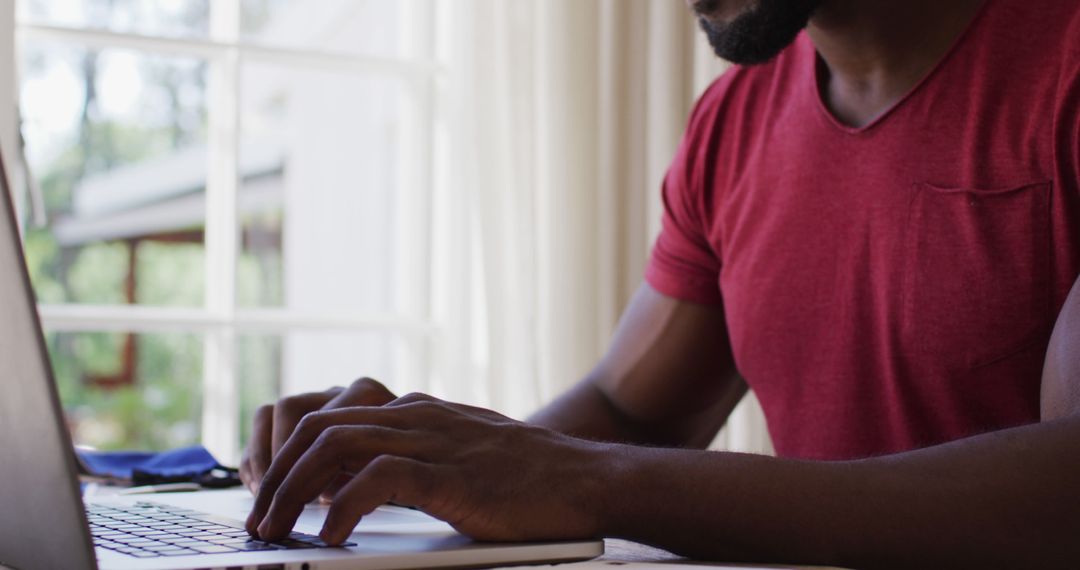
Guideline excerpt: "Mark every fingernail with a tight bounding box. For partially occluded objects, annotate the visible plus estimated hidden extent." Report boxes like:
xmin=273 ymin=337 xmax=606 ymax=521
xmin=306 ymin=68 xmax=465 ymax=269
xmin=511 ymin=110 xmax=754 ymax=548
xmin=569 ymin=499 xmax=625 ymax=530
xmin=257 ymin=520 xmax=270 ymax=538
xmin=319 ymin=525 xmax=336 ymax=544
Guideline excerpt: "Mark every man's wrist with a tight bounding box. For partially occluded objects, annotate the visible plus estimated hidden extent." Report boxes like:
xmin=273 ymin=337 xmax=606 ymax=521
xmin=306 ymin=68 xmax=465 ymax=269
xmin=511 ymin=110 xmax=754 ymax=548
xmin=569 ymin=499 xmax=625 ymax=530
xmin=579 ymin=440 xmax=653 ymax=540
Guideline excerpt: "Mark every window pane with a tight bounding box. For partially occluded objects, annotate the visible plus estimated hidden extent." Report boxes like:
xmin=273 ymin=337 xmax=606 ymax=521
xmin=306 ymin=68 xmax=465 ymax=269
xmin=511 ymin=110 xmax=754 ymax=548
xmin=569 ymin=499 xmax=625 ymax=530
xmin=236 ymin=62 xmax=404 ymax=315
xmin=240 ymin=0 xmax=401 ymax=58
xmin=237 ymin=334 xmax=282 ymax=450
xmin=237 ymin=331 xmax=416 ymax=451
xmin=49 ymin=331 xmax=204 ymax=451
xmin=17 ymin=0 xmax=211 ymax=39
xmin=20 ymin=41 xmax=208 ymax=307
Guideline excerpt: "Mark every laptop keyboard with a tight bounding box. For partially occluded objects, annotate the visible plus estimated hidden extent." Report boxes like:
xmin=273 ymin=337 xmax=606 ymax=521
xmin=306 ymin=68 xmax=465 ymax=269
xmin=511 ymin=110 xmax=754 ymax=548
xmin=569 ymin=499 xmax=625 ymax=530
xmin=87 ymin=502 xmax=354 ymax=559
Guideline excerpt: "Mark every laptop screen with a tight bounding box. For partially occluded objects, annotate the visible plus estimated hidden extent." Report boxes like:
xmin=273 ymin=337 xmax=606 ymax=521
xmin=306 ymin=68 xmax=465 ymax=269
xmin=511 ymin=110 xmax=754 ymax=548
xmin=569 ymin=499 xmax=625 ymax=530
xmin=0 ymin=149 xmax=97 ymax=570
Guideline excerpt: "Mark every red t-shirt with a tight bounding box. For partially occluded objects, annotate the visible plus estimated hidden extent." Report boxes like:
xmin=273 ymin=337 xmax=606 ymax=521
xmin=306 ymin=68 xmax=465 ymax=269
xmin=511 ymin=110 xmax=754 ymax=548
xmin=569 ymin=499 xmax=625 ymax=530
xmin=646 ymin=0 xmax=1080 ymax=460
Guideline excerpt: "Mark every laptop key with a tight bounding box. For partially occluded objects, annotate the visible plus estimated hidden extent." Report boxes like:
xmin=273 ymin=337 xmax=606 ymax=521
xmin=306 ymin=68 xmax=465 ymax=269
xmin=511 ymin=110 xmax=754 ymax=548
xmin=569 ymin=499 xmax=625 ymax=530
xmin=157 ymin=534 xmax=187 ymax=541
xmin=161 ymin=549 xmax=199 ymax=557
xmin=205 ymin=526 xmax=235 ymax=533
xmin=95 ymin=531 xmax=125 ymax=538
xmin=205 ymin=536 xmax=238 ymax=544
xmin=145 ymin=544 xmax=195 ymax=553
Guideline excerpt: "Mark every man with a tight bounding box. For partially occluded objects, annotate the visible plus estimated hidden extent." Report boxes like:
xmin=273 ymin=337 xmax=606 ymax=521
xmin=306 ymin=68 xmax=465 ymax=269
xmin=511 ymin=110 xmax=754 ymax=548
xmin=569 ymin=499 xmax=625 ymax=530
xmin=239 ymin=0 xmax=1080 ymax=567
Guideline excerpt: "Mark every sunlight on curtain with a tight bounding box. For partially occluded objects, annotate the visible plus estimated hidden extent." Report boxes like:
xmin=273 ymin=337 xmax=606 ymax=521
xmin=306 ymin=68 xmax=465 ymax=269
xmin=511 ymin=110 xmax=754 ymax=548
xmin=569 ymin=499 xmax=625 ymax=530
xmin=435 ymin=0 xmax=773 ymax=455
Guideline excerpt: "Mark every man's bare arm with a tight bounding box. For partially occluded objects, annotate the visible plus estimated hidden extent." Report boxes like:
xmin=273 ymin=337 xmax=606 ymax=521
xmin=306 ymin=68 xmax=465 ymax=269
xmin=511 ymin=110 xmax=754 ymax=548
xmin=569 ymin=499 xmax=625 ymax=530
xmin=601 ymin=277 xmax=1080 ymax=568
xmin=602 ymin=417 xmax=1080 ymax=569
xmin=250 ymin=278 xmax=1080 ymax=568
xmin=529 ymin=283 xmax=746 ymax=448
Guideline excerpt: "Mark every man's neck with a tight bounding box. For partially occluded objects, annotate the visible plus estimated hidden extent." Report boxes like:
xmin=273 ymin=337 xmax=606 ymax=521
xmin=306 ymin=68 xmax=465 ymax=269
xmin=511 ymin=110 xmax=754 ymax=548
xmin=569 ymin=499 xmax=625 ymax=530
xmin=807 ymin=0 xmax=986 ymax=128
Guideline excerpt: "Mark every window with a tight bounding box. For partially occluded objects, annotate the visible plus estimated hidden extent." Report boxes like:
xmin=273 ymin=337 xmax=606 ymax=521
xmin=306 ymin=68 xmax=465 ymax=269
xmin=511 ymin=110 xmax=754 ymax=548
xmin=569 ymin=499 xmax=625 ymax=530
xmin=11 ymin=0 xmax=442 ymax=462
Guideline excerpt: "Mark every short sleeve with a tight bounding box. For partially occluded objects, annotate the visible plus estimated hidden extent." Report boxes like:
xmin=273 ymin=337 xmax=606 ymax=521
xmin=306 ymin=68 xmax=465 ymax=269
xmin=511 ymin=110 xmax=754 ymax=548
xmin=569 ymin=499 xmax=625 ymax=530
xmin=645 ymin=81 xmax=726 ymax=305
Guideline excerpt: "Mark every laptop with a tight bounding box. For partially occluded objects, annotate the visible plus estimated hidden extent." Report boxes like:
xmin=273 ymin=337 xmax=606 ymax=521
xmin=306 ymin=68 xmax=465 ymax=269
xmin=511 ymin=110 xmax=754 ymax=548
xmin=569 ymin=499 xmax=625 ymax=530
xmin=0 ymin=151 xmax=604 ymax=570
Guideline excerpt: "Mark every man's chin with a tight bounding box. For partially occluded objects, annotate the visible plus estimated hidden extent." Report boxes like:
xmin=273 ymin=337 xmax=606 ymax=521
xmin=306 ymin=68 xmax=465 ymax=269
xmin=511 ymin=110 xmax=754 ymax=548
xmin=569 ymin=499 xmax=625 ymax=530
xmin=699 ymin=22 xmax=794 ymax=65
xmin=697 ymin=0 xmax=821 ymax=66
xmin=690 ymin=0 xmax=747 ymax=26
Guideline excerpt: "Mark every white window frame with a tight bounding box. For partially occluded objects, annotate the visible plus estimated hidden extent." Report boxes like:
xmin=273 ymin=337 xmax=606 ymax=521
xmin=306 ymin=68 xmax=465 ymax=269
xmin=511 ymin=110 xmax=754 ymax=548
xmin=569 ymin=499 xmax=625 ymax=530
xmin=4 ymin=0 xmax=443 ymax=463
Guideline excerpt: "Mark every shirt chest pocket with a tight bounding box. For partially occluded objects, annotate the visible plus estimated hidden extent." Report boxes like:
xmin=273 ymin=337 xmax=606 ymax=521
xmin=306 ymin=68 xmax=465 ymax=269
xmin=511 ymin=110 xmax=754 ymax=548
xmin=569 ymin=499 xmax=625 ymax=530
xmin=901 ymin=181 xmax=1052 ymax=370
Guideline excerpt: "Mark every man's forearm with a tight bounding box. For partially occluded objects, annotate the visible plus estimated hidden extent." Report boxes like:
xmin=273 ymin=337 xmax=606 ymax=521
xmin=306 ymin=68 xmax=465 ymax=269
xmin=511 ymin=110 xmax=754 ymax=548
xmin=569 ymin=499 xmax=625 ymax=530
xmin=528 ymin=380 xmax=657 ymax=444
xmin=597 ymin=416 xmax=1080 ymax=569
xmin=530 ymin=376 xmax=747 ymax=448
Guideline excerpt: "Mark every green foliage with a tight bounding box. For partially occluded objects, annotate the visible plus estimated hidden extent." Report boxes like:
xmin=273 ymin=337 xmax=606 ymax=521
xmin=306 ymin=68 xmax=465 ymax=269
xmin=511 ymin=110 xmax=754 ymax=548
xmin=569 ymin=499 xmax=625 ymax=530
xmin=136 ymin=241 xmax=205 ymax=306
xmin=24 ymin=230 xmax=66 ymax=303
xmin=28 ymin=121 xmax=211 ymax=450
xmin=68 ymin=241 xmax=129 ymax=304
xmin=55 ymin=332 xmax=204 ymax=451
xmin=237 ymin=335 xmax=283 ymax=447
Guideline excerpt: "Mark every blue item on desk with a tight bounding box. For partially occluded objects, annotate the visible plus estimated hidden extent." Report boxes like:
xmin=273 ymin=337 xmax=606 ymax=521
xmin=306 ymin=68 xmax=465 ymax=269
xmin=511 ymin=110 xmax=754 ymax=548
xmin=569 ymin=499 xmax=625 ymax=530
xmin=77 ymin=445 xmax=241 ymax=488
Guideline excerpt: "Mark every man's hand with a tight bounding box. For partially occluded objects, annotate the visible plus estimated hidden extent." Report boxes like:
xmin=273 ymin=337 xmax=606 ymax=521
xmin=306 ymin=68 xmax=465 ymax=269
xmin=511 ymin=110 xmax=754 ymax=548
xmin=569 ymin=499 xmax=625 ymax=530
xmin=238 ymin=378 xmax=397 ymax=496
xmin=245 ymin=393 xmax=613 ymax=546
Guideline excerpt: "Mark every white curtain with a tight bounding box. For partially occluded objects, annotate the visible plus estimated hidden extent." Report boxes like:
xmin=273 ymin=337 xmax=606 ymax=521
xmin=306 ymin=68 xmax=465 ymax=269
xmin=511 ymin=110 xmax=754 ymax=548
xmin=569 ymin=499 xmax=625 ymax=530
xmin=431 ymin=0 xmax=773 ymax=455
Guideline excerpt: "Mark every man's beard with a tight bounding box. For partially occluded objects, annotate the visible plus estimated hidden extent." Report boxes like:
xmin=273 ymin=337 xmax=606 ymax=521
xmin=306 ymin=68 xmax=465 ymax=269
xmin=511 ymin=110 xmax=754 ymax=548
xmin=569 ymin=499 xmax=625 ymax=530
xmin=698 ymin=0 xmax=822 ymax=66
